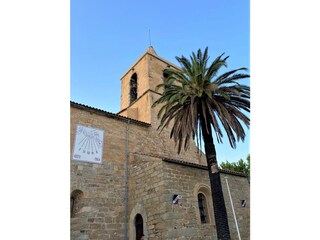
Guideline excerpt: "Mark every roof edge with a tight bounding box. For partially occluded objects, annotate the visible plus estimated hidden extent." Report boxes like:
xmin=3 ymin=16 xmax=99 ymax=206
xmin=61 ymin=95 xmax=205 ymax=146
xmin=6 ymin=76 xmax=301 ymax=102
xmin=120 ymin=49 xmax=181 ymax=80
xmin=70 ymin=101 xmax=151 ymax=127
xmin=162 ymin=158 xmax=248 ymax=177
xmin=118 ymin=89 xmax=161 ymax=115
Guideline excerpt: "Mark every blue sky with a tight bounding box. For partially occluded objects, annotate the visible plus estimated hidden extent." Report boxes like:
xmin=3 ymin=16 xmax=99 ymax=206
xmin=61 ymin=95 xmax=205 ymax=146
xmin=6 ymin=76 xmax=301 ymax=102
xmin=71 ymin=0 xmax=250 ymax=164
xmin=2 ymin=1 xmax=320 ymax=239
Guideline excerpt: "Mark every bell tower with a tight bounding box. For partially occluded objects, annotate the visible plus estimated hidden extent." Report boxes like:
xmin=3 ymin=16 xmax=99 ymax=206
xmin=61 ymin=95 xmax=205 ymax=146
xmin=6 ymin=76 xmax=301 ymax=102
xmin=118 ymin=46 xmax=180 ymax=125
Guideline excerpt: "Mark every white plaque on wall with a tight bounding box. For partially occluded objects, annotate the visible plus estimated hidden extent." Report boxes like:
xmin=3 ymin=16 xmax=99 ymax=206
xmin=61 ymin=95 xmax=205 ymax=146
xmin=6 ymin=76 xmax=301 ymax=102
xmin=72 ymin=125 xmax=104 ymax=163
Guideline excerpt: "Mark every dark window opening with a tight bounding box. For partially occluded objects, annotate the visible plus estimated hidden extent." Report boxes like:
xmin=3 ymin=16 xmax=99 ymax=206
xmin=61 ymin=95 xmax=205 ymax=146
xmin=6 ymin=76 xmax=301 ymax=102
xmin=130 ymin=73 xmax=138 ymax=103
xmin=135 ymin=214 xmax=144 ymax=240
xmin=71 ymin=189 xmax=83 ymax=218
xmin=163 ymin=70 xmax=169 ymax=92
xmin=198 ymin=193 xmax=207 ymax=224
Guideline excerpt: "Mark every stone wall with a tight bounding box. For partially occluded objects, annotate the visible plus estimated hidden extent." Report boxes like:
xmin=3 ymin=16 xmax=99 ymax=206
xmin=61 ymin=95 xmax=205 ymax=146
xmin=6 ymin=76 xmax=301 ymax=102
xmin=119 ymin=92 xmax=152 ymax=123
xmin=161 ymin=161 xmax=250 ymax=240
xmin=128 ymin=154 xmax=166 ymax=239
xmin=71 ymin=106 xmax=130 ymax=240
xmin=70 ymin=103 xmax=250 ymax=240
xmin=127 ymin=154 xmax=250 ymax=240
xmin=120 ymin=54 xmax=150 ymax=111
xmin=161 ymin=160 xmax=216 ymax=240
xmin=71 ymin=46 xmax=249 ymax=240
xmin=220 ymin=172 xmax=250 ymax=240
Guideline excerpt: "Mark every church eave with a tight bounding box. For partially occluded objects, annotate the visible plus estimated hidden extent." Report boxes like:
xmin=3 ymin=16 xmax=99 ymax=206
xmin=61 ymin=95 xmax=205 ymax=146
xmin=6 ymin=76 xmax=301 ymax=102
xmin=70 ymin=101 xmax=151 ymax=127
xmin=162 ymin=158 xmax=248 ymax=177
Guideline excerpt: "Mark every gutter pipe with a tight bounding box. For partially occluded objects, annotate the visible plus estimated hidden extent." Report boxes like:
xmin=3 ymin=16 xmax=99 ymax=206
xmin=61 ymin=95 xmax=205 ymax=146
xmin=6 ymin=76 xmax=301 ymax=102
xmin=124 ymin=120 xmax=130 ymax=239
xmin=225 ymin=177 xmax=242 ymax=240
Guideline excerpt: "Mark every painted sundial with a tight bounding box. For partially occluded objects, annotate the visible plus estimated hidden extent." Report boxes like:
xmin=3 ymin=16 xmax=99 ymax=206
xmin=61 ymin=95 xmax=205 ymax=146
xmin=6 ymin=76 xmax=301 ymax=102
xmin=72 ymin=125 xmax=104 ymax=163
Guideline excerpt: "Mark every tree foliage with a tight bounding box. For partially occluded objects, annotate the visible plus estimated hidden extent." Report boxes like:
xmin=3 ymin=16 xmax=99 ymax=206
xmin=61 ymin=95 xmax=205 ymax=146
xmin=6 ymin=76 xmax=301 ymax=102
xmin=153 ymin=47 xmax=250 ymax=154
xmin=220 ymin=154 xmax=250 ymax=177
xmin=152 ymin=47 xmax=250 ymax=239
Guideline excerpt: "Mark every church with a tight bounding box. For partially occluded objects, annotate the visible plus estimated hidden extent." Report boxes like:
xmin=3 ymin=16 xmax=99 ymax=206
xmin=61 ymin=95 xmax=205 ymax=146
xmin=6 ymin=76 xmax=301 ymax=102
xmin=70 ymin=46 xmax=250 ymax=240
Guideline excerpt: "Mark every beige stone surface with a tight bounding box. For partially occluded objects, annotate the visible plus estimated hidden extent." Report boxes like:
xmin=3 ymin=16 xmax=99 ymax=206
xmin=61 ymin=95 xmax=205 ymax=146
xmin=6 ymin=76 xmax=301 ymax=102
xmin=71 ymin=47 xmax=250 ymax=240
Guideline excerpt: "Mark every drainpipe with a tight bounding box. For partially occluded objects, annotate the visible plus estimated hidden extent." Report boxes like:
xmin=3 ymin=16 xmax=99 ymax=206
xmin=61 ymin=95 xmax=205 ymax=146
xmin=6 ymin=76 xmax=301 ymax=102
xmin=124 ymin=120 xmax=130 ymax=240
xmin=225 ymin=177 xmax=241 ymax=240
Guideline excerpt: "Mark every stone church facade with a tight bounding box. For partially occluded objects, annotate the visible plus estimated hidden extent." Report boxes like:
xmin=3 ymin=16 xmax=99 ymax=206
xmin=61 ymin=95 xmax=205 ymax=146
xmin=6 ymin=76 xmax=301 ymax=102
xmin=70 ymin=47 xmax=250 ymax=240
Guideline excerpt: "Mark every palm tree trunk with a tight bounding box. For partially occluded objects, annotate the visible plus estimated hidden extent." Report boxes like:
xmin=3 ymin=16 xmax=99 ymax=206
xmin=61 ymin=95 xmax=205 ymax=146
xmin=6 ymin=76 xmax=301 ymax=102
xmin=200 ymin=116 xmax=231 ymax=240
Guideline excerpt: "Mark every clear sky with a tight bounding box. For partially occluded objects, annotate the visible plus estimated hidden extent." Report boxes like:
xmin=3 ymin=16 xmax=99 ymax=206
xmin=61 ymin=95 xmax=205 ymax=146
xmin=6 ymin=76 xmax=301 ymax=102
xmin=71 ymin=0 xmax=250 ymax=164
xmin=2 ymin=1 xmax=320 ymax=239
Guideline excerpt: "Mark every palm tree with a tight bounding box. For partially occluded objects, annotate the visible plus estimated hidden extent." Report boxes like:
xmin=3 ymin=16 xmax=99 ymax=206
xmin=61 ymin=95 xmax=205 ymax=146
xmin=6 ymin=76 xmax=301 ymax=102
xmin=152 ymin=47 xmax=250 ymax=240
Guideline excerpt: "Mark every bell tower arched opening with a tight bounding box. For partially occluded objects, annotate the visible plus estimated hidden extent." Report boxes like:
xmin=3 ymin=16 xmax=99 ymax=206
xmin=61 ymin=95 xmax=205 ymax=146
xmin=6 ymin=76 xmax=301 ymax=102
xmin=130 ymin=73 xmax=138 ymax=103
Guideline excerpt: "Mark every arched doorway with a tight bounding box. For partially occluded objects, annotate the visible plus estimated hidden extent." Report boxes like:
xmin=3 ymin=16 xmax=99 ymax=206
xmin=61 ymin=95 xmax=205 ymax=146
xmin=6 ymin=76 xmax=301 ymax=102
xmin=135 ymin=214 xmax=143 ymax=240
xmin=129 ymin=203 xmax=148 ymax=240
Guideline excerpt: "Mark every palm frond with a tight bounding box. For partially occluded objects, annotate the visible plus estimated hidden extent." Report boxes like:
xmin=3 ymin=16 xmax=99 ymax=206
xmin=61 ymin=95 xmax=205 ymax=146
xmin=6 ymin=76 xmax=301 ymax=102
xmin=152 ymin=47 xmax=250 ymax=153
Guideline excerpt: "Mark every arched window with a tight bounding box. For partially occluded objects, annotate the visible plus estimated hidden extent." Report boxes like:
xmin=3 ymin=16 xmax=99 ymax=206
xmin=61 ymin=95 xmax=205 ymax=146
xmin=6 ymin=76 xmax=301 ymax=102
xmin=135 ymin=214 xmax=144 ymax=240
xmin=162 ymin=70 xmax=169 ymax=92
xmin=194 ymin=184 xmax=213 ymax=224
xmin=71 ymin=189 xmax=83 ymax=218
xmin=130 ymin=73 xmax=138 ymax=103
xmin=198 ymin=193 xmax=209 ymax=224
